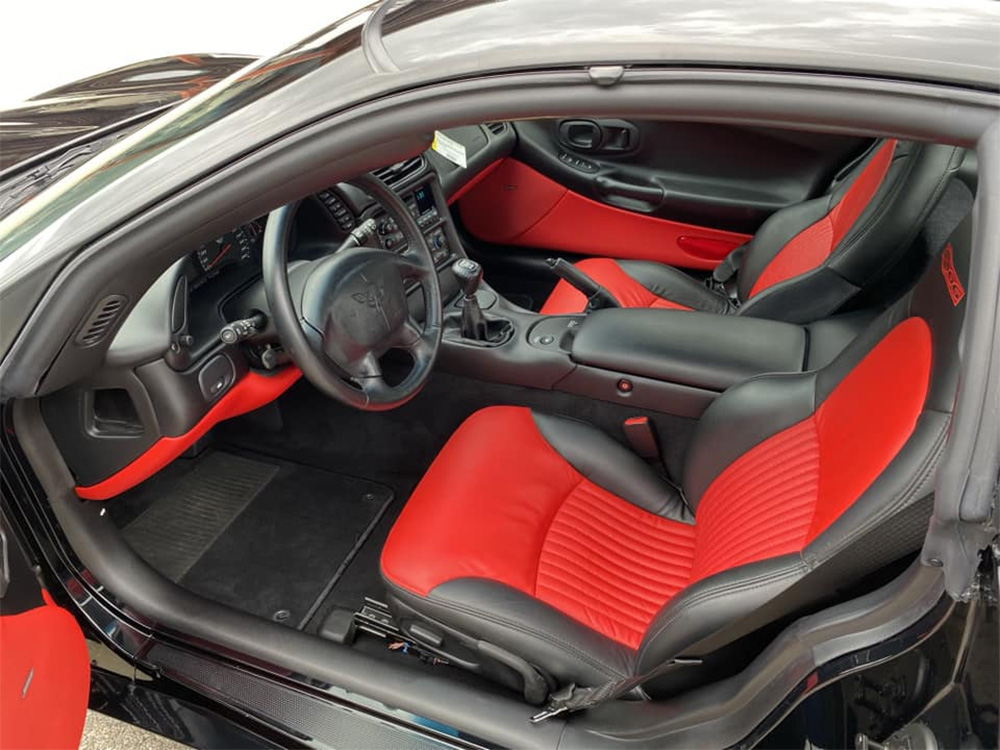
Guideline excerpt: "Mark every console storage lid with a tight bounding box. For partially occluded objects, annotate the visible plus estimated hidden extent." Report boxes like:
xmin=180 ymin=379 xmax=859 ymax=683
xmin=570 ymin=308 xmax=807 ymax=392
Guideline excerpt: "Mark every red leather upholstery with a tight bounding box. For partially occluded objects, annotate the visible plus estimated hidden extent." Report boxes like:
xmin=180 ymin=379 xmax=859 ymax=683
xmin=459 ymin=159 xmax=749 ymax=269
xmin=382 ymin=318 xmax=932 ymax=651
xmin=540 ymin=258 xmax=693 ymax=315
xmin=381 ymin=407 xmax=697 ymax=648
xmin=0 ymin=593 xmax=90 ymax=750
xmin=535 ymin=484 xmax=695 ymax=648
xmin=748 ymin=140 xmax=897 ymax=297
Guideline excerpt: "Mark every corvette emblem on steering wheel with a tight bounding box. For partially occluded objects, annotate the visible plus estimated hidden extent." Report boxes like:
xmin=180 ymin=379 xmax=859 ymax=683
xmin=352 ymin=278 xmax=387 ymax=308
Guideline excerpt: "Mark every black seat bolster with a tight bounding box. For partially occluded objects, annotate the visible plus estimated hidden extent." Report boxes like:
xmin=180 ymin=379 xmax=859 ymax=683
xmin=386 ymin=578 xmax=637 ymax=687
xmin=531 ymin=411 xmax=690 ymax=521
xmin=805 ymin=309 xmax=880 ymax=370
xmin=634 ymin=556 xmax=805 ymax=681
xmin=737 ymin=266 xmax=861 ymax=324
xmin=615 ymin=261 xmax=734 ymax=314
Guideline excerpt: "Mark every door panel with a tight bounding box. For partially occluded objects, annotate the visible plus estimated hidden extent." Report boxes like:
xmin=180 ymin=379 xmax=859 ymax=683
xmin=516 ymin=120 xmax=874 ymax=233
xmin=458 ymin=119 xmax=873 ymax=271
xmin=0 ymin=515 xmax=90 ymax=750
xmin=459 ymin=159 xmax=750 ymax=269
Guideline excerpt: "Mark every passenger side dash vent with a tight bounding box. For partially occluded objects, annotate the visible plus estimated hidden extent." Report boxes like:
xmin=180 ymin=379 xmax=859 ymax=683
xmin=75 ymin=294 xmax=128 ymax=348
xmin=372 ymin=156 xmax=426 ymax=188
xmin=485 ymin=121 xmax=508 ymax=136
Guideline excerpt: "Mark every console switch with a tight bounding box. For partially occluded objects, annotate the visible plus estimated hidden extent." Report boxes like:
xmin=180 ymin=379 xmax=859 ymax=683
xmin=220 ymin=313 xmax=266 ymax=344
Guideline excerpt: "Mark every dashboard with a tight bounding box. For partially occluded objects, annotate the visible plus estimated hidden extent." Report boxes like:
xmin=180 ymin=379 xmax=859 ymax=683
xmin=187 ymin=163 xmax=453 ymax=295
xmin=179 ymin=163 xmax=462 ymax=377
xmin=41 ymin=121 xmax=518 ymax=496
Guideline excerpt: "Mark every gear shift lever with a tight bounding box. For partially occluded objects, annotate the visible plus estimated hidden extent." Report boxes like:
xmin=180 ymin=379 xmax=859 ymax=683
xmin=452 ymin=259 xmax=489 ymax=341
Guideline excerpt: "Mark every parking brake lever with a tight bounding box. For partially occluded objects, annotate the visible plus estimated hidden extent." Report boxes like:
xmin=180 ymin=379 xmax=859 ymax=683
xmin=546 ymin=258 xmax=619 ymax=311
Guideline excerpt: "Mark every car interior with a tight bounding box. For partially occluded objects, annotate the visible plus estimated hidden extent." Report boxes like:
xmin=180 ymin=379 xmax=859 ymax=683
xmin=21 ymin=116 xmax=983 ymax=741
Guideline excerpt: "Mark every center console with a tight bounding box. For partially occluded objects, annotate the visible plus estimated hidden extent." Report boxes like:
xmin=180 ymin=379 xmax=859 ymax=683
xmin=438 ymin=290 xmax=834 ymax=418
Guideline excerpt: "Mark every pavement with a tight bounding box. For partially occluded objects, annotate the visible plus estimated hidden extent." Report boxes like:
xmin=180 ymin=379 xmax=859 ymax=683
xmin=80 ymin=711 xmax=189 ymax=750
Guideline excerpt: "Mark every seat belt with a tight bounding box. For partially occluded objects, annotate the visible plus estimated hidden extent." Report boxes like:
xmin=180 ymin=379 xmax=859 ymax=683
xmin=530 ymin=657 xmax=702 ymax=722
xmin=530 ymin=567 xmax=828 ymax=723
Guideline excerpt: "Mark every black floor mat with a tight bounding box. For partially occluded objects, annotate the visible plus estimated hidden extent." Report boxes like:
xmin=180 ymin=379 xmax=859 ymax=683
xmin=123 ymin=452 xmax=278 ymax=581
xmin=121 ymin=450 xmax=393 ymax=628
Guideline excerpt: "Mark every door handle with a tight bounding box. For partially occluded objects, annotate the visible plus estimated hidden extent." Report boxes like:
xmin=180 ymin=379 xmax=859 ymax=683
xmin=595 ymin=176 xmax=664 ymax=203
xmin=556 ymin=119 xmax=639 ymax=154
xmin=558 ymin=120 xmax=602 ymax=151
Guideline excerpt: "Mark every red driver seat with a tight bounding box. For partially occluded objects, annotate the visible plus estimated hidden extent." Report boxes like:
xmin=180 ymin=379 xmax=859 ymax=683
xmin=381 ymin=185 xmax=972 ymax=703
xmin=541 ymin=140 xmax=964 ymax=323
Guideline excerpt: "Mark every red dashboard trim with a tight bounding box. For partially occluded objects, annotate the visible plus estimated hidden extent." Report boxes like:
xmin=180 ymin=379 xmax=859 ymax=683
xmin=447 ymin=158 xmax=503 ymax=205
xmin=75 ymin=367 xmax=301 ymax=500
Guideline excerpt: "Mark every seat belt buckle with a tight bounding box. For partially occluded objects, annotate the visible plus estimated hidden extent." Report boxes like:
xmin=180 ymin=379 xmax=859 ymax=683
xmin=623 ymin=416 xmax=660 ymax=461
xmin=530 ymin=705 xmax=569 ymax=723
xmin=529 ymin=684 xmax=579 ymax=724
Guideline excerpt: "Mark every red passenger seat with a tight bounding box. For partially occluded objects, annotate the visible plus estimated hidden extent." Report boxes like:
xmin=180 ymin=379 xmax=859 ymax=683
xmin=541 ymin=140 xmax=963 ymax=323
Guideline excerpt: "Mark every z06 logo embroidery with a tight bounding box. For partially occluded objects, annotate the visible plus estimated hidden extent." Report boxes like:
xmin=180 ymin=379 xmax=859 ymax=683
xmin=940 ymin=244 xmax=965 ymax=306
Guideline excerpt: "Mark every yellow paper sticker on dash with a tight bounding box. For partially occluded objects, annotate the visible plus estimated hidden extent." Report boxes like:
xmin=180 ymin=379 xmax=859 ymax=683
xmin=432 ymin=130 xmax=467 ymax=169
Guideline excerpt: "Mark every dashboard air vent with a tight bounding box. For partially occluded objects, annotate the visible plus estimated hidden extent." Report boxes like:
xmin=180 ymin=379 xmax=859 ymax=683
xmin=485 ymin=121 xmax=508 ymax=136
xmin=75 ymin=294 xmax=128 ymax=348
xmin=372 ymin=156 xmax=425 ymax=188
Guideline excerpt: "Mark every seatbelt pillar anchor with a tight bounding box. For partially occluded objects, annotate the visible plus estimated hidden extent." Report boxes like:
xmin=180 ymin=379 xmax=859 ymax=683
xmin=529 ymin=658 xmax=702 ymax=724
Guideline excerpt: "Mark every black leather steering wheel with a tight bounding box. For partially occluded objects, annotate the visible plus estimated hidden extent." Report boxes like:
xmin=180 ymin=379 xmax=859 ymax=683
xmin=262 ymin=173 xmax=442 ymax=411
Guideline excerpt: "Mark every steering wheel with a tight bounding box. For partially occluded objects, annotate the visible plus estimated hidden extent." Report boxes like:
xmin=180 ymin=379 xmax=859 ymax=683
xmin=262 ymin=173 xmax=442 ymax=411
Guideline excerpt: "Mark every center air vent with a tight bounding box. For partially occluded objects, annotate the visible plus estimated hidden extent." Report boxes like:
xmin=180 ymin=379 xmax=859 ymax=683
xmin=372 ymin=156 xmax=426 ymax=188
xmin=485 ymin=121 xmax=508 ymax=136
xmin=75 ymin=294 xmax=128 ymax=348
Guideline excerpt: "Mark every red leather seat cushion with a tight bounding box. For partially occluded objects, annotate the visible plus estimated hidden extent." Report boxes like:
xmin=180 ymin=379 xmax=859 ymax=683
xmin=381 ymin=406 xmax=696 ymax=649
xmin=382 ymin=319 xmax=931 ymax=651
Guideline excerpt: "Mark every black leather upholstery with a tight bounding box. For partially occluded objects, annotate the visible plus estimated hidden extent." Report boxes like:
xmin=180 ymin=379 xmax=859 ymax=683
xmin=388 ymin=578 xmax=637 ymax=686
xmin=615 ymin=261 xmax=734 ymax=314
xmin=569 ymin=308 xmax=807 ymax=392
xmin=682 ymin=373 xmax=817 ymax=507
xmin=532 ymin=411 xmax=690 ymax=520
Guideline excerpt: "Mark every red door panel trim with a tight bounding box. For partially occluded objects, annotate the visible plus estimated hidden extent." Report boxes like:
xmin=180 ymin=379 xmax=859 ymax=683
xmin=458 ymin=159 xmax=750 ymax=270
xmin=75 ymin=367 xmax=301 ymax=500
xmin=676 ymin=235 xmax=743 ymax=261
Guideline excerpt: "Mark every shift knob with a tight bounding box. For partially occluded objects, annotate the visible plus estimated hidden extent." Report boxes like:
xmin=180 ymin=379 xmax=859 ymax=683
xmin=452 ymin=258 xmax=483 ymax=298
